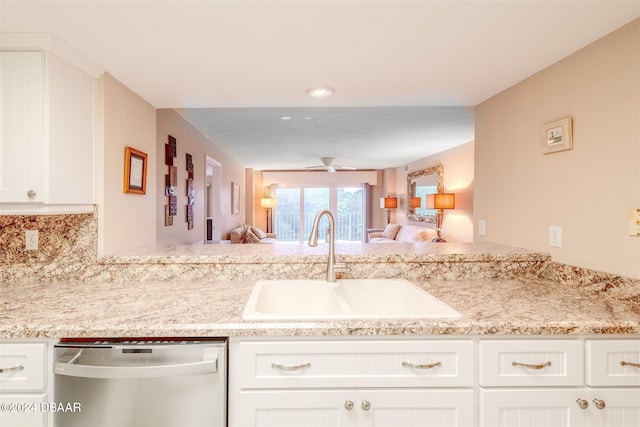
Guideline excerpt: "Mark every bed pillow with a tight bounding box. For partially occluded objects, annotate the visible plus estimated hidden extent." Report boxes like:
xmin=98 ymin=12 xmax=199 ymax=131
xmin=381 ymin=223 xmax=402 ymax=239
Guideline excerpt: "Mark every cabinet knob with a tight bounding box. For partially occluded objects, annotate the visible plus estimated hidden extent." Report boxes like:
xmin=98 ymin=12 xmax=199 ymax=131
xmin=27 ymin=190 xmax=37 ymax=198
xmin=576 ymin=399 xmax=589 ymax=409
xmin=361 ymin=400 xmax=371 ymax=411
xmin=593 ymin=399 xmax=606 ymax=410
xmin=344 ymin=400 xmax=354 ymax=411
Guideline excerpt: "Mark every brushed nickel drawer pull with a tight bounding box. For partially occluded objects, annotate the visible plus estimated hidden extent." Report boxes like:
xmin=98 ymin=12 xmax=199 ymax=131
xmin=620 ymin=361 xmax=640 ymax=368
xmin=0 ymin=365 xmax=24 ymax=373
xmin=402 ymin=361 xmax=441 ymax=369
xmin=271 ymin=362 xmax=311 ymax=371
xmin=512 ymin=361 xmax=552 ymax=370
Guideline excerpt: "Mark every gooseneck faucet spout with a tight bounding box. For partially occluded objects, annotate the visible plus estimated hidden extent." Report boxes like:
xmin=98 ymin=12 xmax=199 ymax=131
xmin=308 ymin=210 xmax=347 ymax=282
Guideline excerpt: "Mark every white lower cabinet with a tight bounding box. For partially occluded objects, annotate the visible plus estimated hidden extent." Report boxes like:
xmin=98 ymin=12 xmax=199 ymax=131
xmin=0 ymin=341 xmax=52 ymax=427
xmin=480 ymin=388 xmax=640 ymax=426
xmin=0 ymin=393 xmax=49 ymax=427
xmin=238 ymin=389 xmax=474 ymax=427
xmin=479 ymin=339 xmax=640 ymax=427
xmin=481 ymin=388 xmax=588 ymax=426
xmin=229 ymin=338 xmax=475 ymax=427
xmin=586 ymin=389 xmax=640 ymax=427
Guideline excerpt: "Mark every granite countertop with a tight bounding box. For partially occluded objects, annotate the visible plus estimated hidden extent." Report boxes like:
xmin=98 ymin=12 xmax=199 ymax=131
xmin=100 ymin=241 xmax=549 ymax=264
xmin=2 ymin=276 xmax=639 ymax=339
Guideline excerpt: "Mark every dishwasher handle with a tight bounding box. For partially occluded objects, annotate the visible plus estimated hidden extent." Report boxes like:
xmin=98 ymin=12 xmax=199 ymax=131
xmin=54 ymin=355 xmax=218 ymax=379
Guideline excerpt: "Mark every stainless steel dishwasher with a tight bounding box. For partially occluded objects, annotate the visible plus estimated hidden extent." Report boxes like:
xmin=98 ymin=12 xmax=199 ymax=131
xmin=53 ymin=338 xmax=227 ymax=427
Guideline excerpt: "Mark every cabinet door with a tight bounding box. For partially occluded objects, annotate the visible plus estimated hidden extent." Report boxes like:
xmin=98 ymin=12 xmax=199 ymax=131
xmin=0 ymin=52 xmax=45 ymax=203
xmin=359 ymin=389 xmax=474 ymax=427
xmin=587 ymin=389 xmax=640 ymax=427
xmin=0 ymin=393 xmax=48 ymax=427
xmin=480 ymin=389 xmax=587 ymax=427
xmin=232 ymin=390 xmax=354 ymax=427
xmin=47 ymin=52 xmax=95 ymax=205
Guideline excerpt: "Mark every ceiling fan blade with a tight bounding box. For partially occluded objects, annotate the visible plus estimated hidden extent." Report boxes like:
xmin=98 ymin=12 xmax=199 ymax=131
xmin=334 ymin=165 xmax=356 ymax=171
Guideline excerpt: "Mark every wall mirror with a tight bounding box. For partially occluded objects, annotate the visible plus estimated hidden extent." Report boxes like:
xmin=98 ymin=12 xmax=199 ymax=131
xmin=406 ymin=164 xmax=443 ymax=223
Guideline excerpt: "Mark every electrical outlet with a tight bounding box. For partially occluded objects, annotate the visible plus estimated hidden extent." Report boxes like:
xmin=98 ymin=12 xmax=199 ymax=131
xmin=25 ymin=230 xmax=38 ymax=250
xmin=549 ymin=226 xmax=562 ymax=248
xmin=478 ymin=219 xmax=486 ymax=236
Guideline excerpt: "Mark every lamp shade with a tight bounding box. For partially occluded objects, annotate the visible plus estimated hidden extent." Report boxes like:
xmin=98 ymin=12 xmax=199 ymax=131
xmin=433 ymin=193 xmax=455 ymax=210
xmin=260 ymin=197 xmax=278 ymax=208
xmin=410 ymin=197 xmax=422 ymax=208
xmin=380 ymin=197 xmax=398 ymax=209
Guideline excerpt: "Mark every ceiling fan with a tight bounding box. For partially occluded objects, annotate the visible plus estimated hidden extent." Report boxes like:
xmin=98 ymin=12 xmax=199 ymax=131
xmin=304 ymin=157 xmax=356 ymax=173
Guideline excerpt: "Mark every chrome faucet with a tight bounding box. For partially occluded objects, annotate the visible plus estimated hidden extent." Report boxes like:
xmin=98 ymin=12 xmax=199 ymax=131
xmin=308 ymin=210 xmax=347 ymax=282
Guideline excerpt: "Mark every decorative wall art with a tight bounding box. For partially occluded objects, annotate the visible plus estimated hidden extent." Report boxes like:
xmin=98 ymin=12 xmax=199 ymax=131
xmin=186 ymin=153 xmax=195 ymax=230
xmin=232 ymin=182 xmax=240 ymax=214
xmin=541 ymin=117 xmax=573 ymax=154
xmin=164 ymin=135 xmax=177 ymax=226
xmin=123 ymin=146 xmax=147 ymax=194
xmin=164 ymin=136 xmax=197 ymax=229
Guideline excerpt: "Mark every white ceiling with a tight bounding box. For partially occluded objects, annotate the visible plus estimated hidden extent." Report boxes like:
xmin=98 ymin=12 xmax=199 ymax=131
xmin=2 ymin=1 xmax=638 ymax=170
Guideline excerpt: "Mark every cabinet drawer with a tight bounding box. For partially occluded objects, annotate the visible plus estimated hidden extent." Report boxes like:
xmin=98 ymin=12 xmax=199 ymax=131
xmin=0 ymin=344 xmax=47 ymax=392
xmin=586 ymin=339 xmax=640 ymax=386
xmin=239 ymin=340 xmax=474 ymax=389
xmin=480 ymin=340 xmax=583 ymax=387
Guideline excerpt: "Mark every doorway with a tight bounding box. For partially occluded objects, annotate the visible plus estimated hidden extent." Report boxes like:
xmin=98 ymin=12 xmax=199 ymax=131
xmin=205 ymin=155 xmax=222 ymax=242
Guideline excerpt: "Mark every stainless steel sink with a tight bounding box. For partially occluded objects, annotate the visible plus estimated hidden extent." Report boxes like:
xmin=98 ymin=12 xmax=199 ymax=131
xmin=242 ymin=278 xmax=461 ymax=320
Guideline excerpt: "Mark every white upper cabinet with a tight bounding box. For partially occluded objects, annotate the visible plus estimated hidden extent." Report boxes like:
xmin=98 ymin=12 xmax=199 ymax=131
xmin=0 ymin=48 xmax=96 ymax=212
xmin=0 ymin=52 xmax=46 ymax=204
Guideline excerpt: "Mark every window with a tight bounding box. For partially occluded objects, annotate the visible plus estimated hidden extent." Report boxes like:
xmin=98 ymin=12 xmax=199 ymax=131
xmin=273 ymin=187 xmax=300 ymax=242
xmin=336 ymin=187 xmax=363 ymax=242
xmin=274 ymin=185 xmax=364 ymax=243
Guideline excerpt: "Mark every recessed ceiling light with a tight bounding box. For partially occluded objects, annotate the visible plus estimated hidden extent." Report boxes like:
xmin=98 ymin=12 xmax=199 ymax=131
xmin=280 ymin=116 xmax=292 ymax=120
xmin=306 ymin=86 xmax=334 ymax=98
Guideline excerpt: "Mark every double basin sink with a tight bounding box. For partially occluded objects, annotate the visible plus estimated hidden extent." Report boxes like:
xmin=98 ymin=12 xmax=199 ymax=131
xmin=243 ymin=278 xmax=461 ymax=320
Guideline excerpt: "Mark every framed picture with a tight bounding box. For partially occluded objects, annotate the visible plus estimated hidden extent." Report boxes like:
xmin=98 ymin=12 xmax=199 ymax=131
xmin=124 ymin=146 xmax=147 ymax=194
xmin=232 ymin=182 xmax=240 ymax=214
xmin=541 ymin=117 xmax=573 ymax=154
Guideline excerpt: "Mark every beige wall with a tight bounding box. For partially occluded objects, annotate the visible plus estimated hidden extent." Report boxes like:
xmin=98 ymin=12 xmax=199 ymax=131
xmin=98 ymin=73 xmax=157 ymax=255
xmin=390 ymin=141 xmax=475 ymax=242
xmin=475 ymin=19 xmax=639 ymax=279
xmin=156 ymin=109 xmax=246 ymax=243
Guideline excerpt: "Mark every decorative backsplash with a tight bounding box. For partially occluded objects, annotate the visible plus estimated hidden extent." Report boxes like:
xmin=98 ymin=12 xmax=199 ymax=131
xmin=0 ymin=208 xmax=98 ymax=265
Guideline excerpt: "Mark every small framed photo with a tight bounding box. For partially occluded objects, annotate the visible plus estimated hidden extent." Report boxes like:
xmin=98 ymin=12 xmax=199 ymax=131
xmin=541 ymin=117 xmax=573 ymax=154
xmin=232 ymin=182 xmax=240 ymax=214
xmin=124 ymin=146 xmax=147 ymax=194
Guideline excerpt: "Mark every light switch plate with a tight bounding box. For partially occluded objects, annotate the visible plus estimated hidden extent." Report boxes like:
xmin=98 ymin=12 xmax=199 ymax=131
xmin=549 ymin=226 xmax=562 ymax=247
xmin=629 ymin=209 xmax=640 ymax=236
xmin=478 ymin=219 xmax=486 ymax=236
